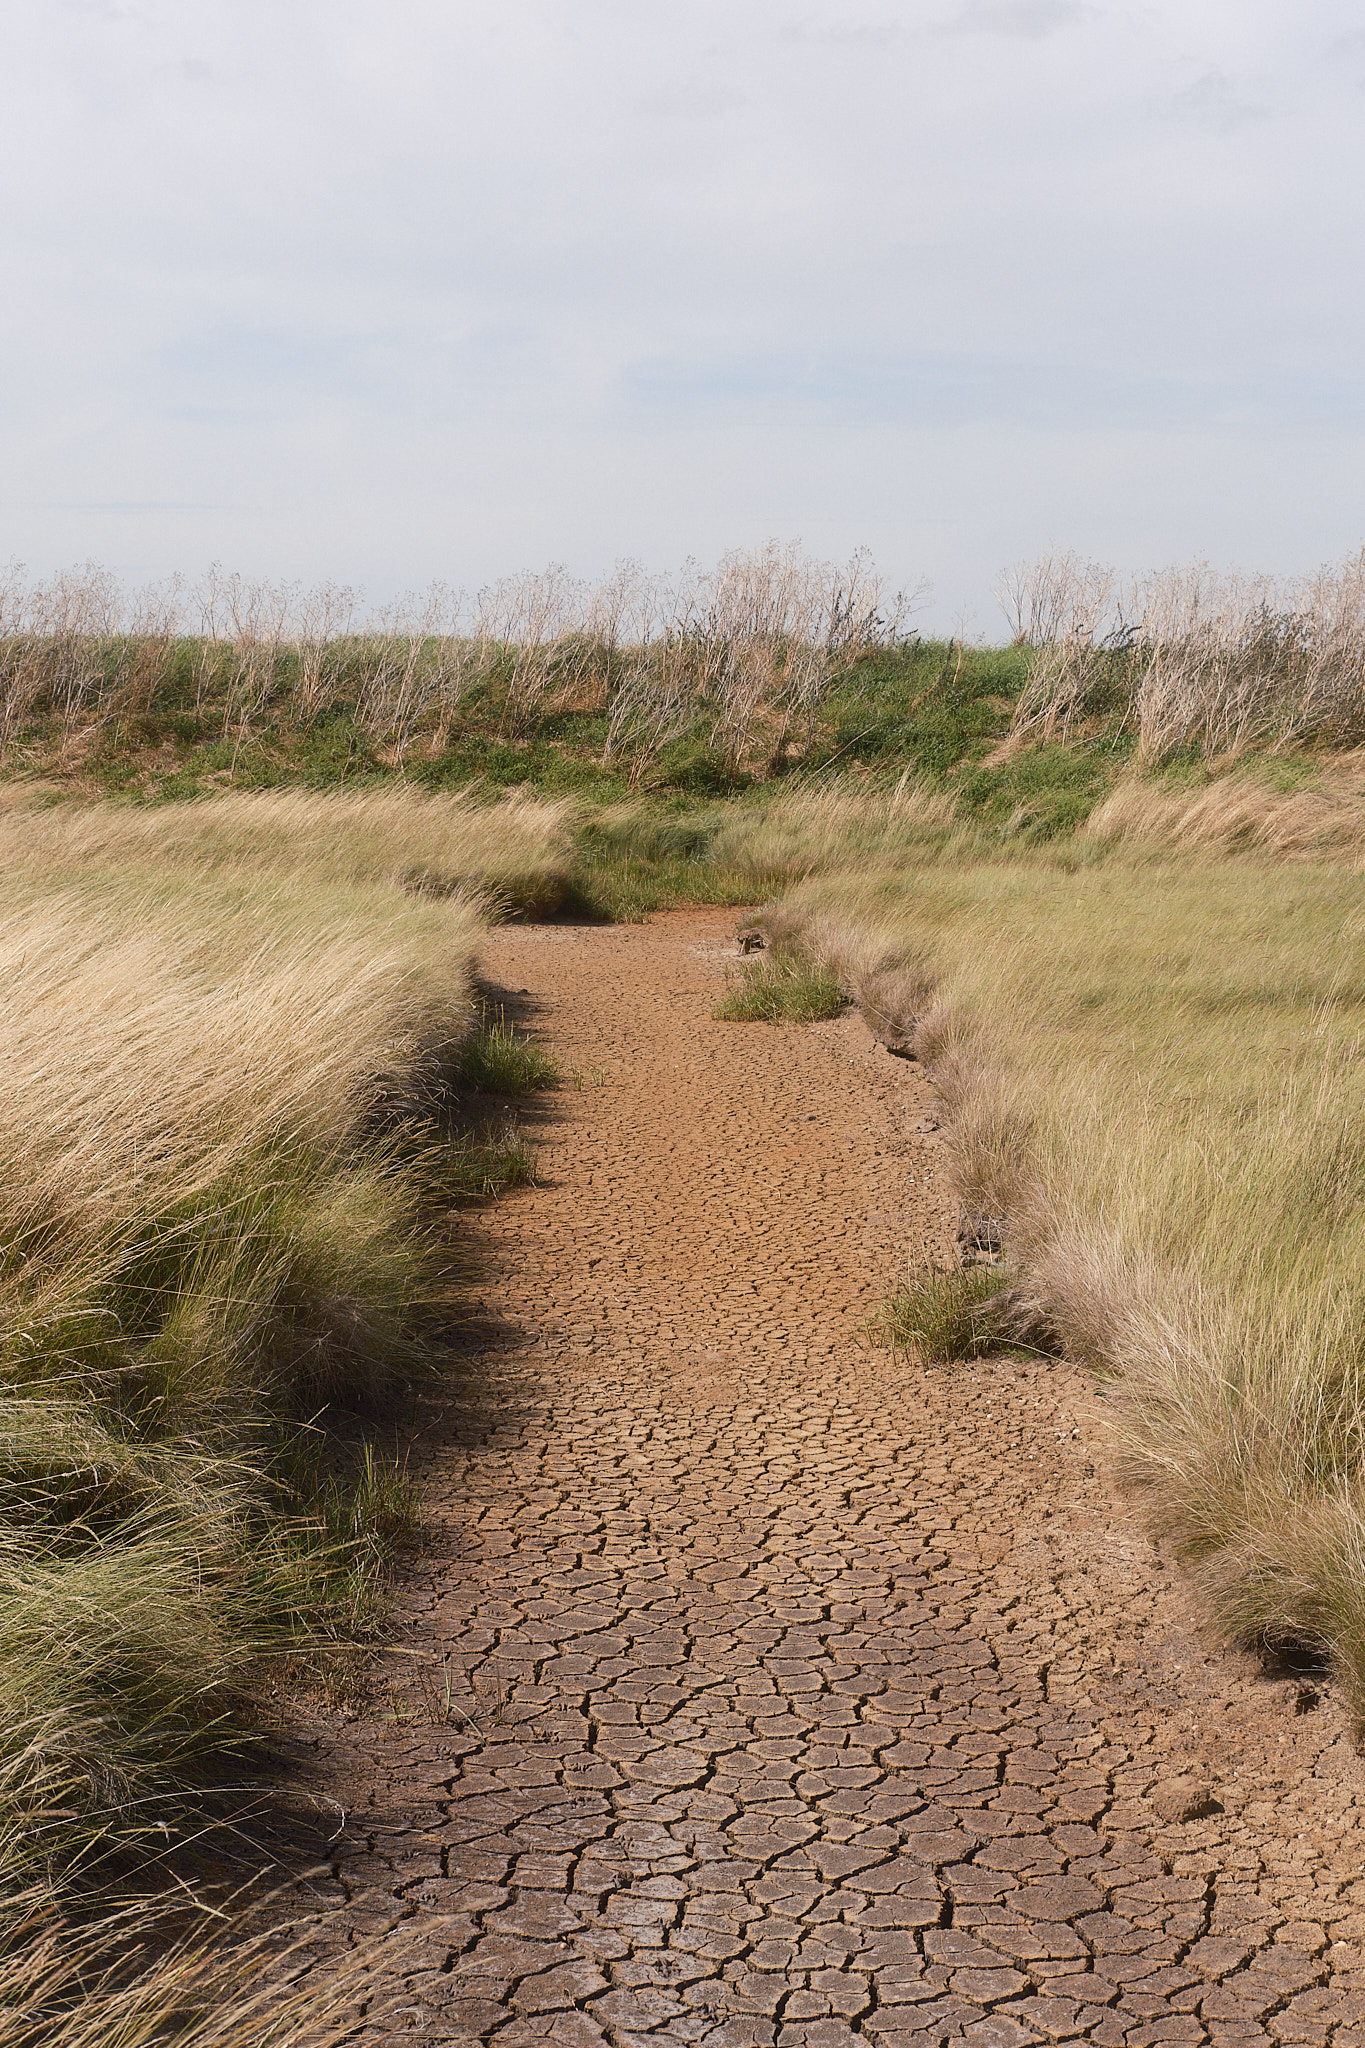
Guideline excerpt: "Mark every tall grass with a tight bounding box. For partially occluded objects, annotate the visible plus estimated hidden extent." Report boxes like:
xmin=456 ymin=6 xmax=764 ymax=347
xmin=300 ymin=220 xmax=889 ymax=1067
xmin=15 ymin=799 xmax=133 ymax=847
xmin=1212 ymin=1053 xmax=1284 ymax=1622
xmin=1083 ymin=768 xmax=1365 ymax=859
xmin=0 ymin=783 xmax=577 ymax=918
xmin=701 ymin=790 xmax=1365 ymax=1721
xmin=0 ymin=788 xmax=566 ymax=2029
xmin=2 ymin=1897 xmax=394 ymax=2047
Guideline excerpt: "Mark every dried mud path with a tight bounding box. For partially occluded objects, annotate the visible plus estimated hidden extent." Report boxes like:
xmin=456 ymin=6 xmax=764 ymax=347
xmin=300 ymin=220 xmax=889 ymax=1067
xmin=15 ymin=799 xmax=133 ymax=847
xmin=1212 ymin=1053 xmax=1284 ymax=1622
xmin=299 ymin=911 xmax=1365 ymax=2047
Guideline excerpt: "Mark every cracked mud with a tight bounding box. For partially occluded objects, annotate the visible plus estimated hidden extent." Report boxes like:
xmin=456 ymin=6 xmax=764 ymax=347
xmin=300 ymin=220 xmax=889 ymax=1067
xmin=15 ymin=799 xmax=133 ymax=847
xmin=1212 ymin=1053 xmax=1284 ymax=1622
xmin=291 ymin=911 xmax=1365 ymax=2045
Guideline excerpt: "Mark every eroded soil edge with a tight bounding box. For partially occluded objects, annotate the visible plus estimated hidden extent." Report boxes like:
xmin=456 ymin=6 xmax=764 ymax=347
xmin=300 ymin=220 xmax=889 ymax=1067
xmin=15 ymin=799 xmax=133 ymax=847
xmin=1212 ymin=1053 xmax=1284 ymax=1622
xmin=289 ymin=911 xmax=1365 ymax=2046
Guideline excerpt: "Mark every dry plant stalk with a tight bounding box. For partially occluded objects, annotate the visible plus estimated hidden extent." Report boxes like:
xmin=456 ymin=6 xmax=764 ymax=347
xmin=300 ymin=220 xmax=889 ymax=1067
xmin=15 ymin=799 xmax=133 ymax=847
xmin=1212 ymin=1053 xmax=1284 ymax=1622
xmin=0 ymin=1890 xmax=409 ymax=2047
xmin=1001 ymin=546 xmax=1365 ymax=760
xmin=0 ymin=547 xmax=923 ymax=777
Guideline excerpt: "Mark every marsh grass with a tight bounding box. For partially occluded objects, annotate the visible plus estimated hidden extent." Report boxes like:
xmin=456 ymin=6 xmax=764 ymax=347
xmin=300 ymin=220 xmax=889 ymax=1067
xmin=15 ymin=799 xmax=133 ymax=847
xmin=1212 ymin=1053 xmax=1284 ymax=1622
xmin=0 ymin=786 xmax=567 ymax=2032
xmin=0 ymin=783 xmax=577 ymax=919
xmin=711 ymin=807 xmax=1365 ymax=1721
xmin=1083 ymin=766 xmax=1365 ymax=859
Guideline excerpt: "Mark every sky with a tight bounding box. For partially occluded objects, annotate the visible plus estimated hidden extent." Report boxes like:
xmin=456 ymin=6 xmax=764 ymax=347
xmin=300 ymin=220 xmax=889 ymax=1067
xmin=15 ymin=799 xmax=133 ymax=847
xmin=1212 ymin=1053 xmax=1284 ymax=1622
xmin=3 ymin=0 xmax=1364 ymax=631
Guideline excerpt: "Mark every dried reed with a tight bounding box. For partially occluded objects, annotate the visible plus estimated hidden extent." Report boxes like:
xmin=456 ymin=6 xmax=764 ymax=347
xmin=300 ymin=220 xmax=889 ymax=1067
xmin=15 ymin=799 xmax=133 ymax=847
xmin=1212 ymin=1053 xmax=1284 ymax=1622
xmin=1003 ymin=547 xmax=1365 ymax=761
xmin=0 ymin=546 xmax=922 ymax=777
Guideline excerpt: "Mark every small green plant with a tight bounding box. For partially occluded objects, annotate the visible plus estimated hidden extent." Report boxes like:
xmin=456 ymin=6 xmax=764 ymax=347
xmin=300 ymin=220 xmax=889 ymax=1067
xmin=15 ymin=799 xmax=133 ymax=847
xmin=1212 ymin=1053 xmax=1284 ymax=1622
xmin=876 ymin=1262 xmax=1015 ymax=1363
xmin=443 ymin=1123 xmax=539 ymax=1201
xmin=455 ymin=1009 xmax=558 ymax=1093
xmin=714 ymin=954 xmax=846 ymax=1024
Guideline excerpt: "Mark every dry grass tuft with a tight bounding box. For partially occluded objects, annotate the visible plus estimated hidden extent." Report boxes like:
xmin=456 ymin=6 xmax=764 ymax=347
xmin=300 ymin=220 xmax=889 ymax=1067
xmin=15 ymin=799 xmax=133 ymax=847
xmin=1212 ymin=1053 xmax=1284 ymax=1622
xmin=0 ymin=1895 xmax=406 ymax=2047
xmin=1084 ymin=770 xmax=1365 ymax=860
xmin=853 ymin=961 xmax=938 ymax=1050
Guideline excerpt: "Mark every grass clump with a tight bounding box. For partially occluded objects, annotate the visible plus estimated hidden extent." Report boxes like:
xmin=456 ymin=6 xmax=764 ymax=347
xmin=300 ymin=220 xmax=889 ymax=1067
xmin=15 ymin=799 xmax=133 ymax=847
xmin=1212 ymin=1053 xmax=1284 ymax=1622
xmin=714 ymin=953 xmax=846 ymax=1024
xmin=877 ymin=1263 xmax=1017 ymax=1363
xmin=444 ymin=1124 xmax=540 ymax=1200
xmin=455 ymin=1010 xmax=559 ymax=1093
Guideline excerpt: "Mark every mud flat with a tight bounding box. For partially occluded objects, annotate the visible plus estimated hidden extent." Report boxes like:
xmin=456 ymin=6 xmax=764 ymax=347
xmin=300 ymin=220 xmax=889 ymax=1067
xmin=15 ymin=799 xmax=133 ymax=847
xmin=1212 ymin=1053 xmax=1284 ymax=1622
xmin=289 ymin=912 xmax=1365 ymax=2047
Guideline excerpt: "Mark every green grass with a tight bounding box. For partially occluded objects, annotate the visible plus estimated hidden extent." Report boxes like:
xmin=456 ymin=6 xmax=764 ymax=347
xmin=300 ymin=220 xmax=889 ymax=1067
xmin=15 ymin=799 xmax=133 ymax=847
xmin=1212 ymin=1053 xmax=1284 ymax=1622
xmin=713 ymin=953 xmax=846 ymax=1024
xmin=9 ymin=626 xmax=1356 ymax=876
xmin=0 ymin=637 xmax=1065 ymax=815
xmin=454 ymin=1011 xmax=559 ymax=1093
xmin=442 ymin=1123 xmax=540 ymax=1200
xmin=876 ymin=1263 xmax=1019 ymax=1363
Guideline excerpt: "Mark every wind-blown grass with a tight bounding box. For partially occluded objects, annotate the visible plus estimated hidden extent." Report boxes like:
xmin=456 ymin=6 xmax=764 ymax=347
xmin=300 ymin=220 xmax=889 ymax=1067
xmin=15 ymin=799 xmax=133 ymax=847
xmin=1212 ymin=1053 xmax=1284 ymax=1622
xmin=0 ymin=788 xmax=565 ymax=2027
xmin=0 ymin=783 xmax=577 ymax=918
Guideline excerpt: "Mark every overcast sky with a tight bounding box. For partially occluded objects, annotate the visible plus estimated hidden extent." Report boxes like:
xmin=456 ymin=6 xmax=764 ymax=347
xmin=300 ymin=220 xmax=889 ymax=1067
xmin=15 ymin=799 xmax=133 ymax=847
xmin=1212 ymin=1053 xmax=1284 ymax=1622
xmin=4 ymin=1 xmax=1363 ymax=630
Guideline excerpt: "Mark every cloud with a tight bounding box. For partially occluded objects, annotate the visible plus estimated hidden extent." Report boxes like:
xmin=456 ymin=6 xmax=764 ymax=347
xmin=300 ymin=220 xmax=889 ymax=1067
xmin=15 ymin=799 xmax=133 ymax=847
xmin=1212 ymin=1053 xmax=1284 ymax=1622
xmin=13 ymin=500 xmax=229 ymax=514
xmin=1170 ymin=71 xmax=1271 ymax=133
xmin=0 ymin=0 xmax=1361 ymax=627
xmin=639 ymin=80 xmax=746 ymax=118
xmin=1325 ymin=28 xmax=1365 ymax=90
xmin=781 ymin=14 xmax=901 ymax=47
xmin=947 ymin=0 xmax=1091 ymax=39
xmin=617 ymin=346 xmax=1354 ymax=437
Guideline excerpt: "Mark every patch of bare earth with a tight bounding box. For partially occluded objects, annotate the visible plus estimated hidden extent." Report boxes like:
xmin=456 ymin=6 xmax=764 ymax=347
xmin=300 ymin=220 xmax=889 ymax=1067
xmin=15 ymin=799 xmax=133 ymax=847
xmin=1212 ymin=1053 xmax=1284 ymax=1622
xmin=283 ymin=910 xmax=1365 ymax=2046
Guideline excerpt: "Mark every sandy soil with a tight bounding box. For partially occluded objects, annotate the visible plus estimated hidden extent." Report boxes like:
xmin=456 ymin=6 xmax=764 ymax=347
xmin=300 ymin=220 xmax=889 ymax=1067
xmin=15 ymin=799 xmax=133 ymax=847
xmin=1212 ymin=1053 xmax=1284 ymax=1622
xmin=285 ymin=910 xmax=1365 ymax=2046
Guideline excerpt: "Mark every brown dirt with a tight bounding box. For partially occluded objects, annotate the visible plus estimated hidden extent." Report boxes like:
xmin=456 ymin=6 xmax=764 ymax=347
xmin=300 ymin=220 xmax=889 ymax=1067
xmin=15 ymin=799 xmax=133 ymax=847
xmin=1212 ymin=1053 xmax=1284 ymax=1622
xmin=286 ymin=910 xmax=1365 ymax=2046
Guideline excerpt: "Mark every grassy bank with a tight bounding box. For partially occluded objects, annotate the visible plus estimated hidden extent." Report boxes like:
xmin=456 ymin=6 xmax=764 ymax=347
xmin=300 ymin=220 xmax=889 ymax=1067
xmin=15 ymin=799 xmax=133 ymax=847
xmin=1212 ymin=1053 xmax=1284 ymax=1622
xmin=0 ymin=551 xmax=1130 ymax=833
xmin=0 ymin=787 xmax=569 ymax=2035
xmin=696 ymin=790 xmax=1365 ymax=1721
